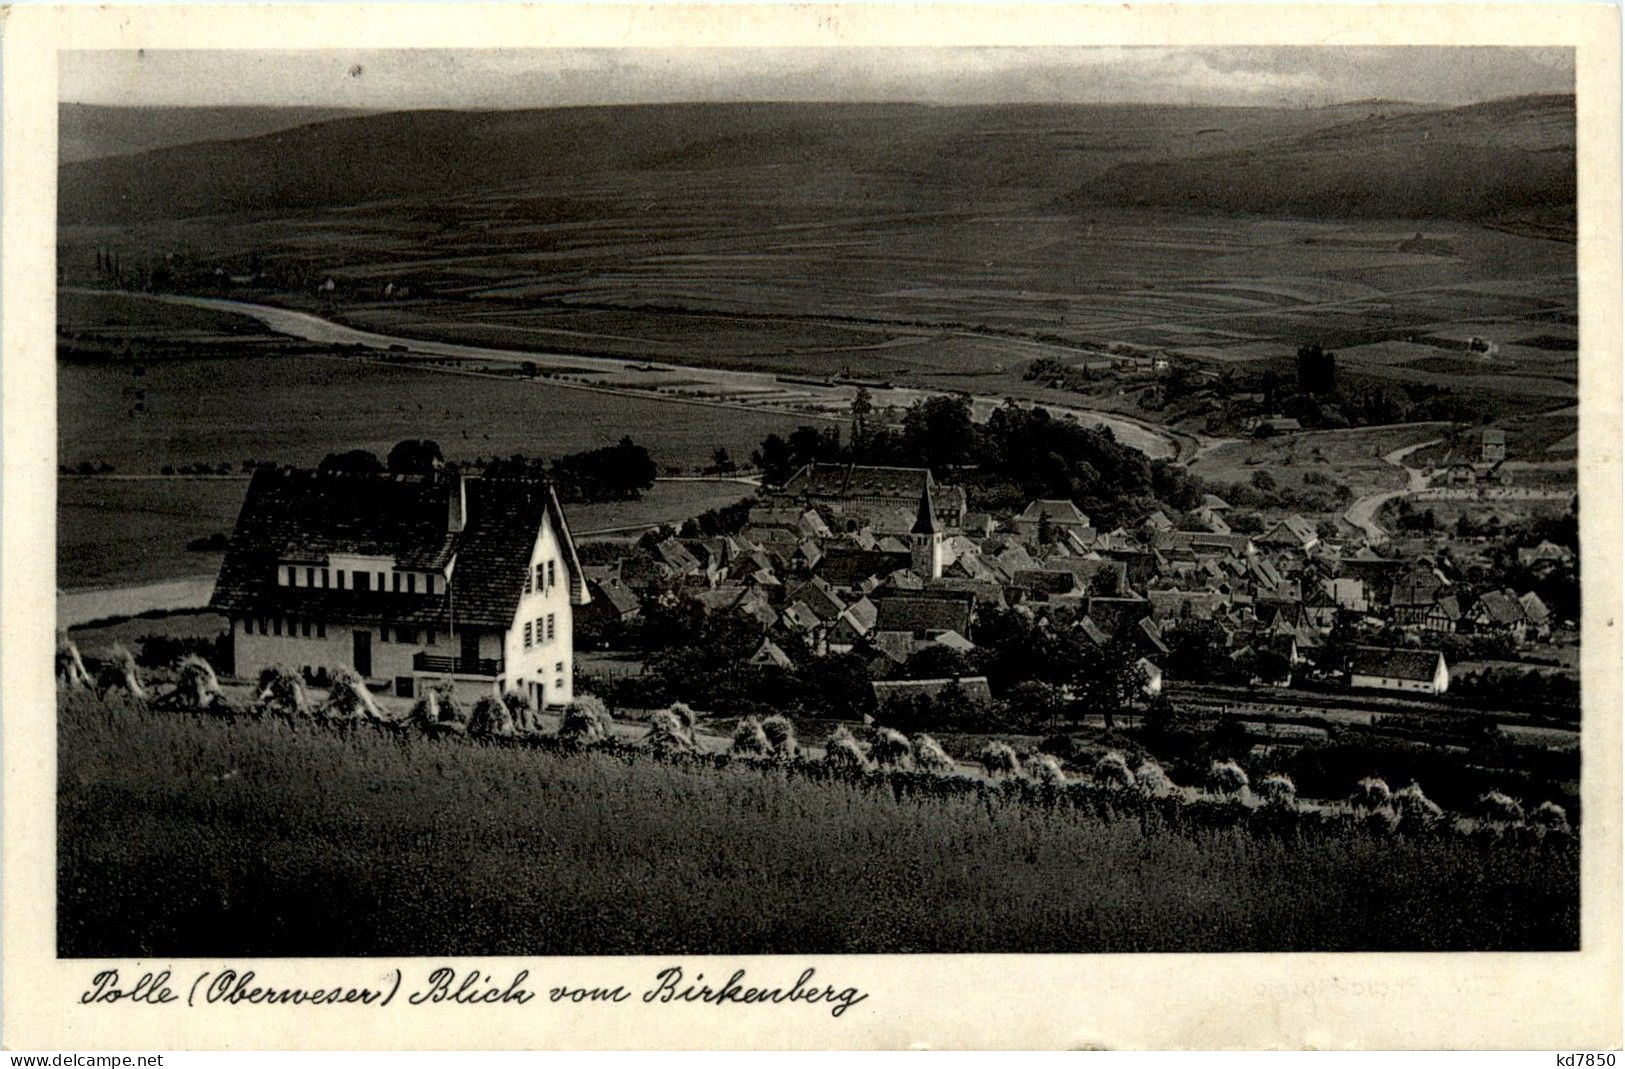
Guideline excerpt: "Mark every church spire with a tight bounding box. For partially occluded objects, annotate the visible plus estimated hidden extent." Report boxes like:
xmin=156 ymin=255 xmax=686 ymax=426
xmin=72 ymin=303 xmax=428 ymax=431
xmin=911 ymin=480 xmax=941 ymax=535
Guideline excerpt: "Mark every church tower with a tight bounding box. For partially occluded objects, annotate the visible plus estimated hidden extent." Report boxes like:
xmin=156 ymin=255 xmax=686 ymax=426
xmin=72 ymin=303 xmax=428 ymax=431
xmin=910 ymin=481 xmax=944 ymax=580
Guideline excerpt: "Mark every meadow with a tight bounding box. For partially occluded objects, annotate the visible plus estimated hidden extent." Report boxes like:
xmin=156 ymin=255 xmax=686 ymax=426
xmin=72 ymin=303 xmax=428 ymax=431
xmin=58 ymin=690 xmax=1579 ymax=957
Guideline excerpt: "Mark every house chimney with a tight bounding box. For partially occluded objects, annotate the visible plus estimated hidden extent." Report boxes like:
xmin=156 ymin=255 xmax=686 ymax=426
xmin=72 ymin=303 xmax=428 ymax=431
xmin=447 ymin=472 xmax=467 ymax=533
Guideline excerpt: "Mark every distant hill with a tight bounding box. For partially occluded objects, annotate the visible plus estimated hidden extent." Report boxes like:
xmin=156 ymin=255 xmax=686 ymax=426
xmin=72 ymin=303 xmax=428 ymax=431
xmin=57 ymin=97 xmax=1572 ymax=228
xmin=60 ymin=103 xmax=374 ymax=163
xmin=1065 ymin=94 xmax=1575 ymax=231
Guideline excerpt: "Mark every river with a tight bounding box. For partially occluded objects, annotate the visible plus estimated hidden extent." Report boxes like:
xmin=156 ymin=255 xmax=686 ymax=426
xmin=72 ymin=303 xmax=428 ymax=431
xmin=70 ymin=289 xmax=1182 ymax=461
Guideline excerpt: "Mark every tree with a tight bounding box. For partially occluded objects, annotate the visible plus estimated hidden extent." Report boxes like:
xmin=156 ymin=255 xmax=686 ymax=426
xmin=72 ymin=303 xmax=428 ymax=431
xmin=708 ymin=447 xmax=737 ymax=474
xmin=318 ymin=449 xmax=384 ymax=475
xmin=1295 ymin=344 xmax=1337 ymax=397
xmin=1068 ymin=639 xmax=1147 ymax=731
xmin=1164 ymin=619 xmax=1235 ymax=683
xmin=851 ymin=386 xmax=874 ymax=444
xmin=752 ymin=434 xmax=796 ymax=487
xmin=386 ymin=439 xmax=444 ymax=476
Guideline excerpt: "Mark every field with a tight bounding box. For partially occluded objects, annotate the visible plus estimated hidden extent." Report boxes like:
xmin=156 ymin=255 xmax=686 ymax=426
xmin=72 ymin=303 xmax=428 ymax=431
xmin=58 ymin=351 xmax=803 ymax=477
xmin=60 ymin=98 xmax=1576 ymax=414
xmin=1189 ymin=424 xmax=1446 ymax=502
xmin=58 ymin=691 xmax=1579 ymax=956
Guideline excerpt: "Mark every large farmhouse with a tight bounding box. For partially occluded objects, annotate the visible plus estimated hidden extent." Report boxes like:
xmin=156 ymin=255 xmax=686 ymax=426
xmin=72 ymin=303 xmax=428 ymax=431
xmin=209 ymin=467 xmax=588 ymax=707
xmin=1347 ymin=646 xmax=1450 ymax=695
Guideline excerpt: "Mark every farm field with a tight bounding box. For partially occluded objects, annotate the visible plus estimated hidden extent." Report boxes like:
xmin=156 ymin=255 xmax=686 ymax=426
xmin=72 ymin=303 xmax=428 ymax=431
xmin=58 ymin=691 xmax=1579 ymax=956
xmin=60 ymin=99 xmax=1577 ymax=423
xmin=59 ymin=353 xmax=804 ymax=477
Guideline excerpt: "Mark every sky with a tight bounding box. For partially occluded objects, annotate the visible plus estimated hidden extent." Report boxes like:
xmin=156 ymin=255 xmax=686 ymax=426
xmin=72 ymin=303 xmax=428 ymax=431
xmin=61 ymin=46 xmax=1573 ymax=110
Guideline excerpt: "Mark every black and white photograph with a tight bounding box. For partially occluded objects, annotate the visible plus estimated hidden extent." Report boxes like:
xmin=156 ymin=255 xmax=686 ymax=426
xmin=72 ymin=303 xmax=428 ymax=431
xmin=42 ymin=37 xmax=1598 ymax=967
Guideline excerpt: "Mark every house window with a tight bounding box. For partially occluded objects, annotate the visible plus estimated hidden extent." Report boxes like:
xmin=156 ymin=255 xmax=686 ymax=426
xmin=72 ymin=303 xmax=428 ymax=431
xmin=525 ymin=570 xmax=532 ymax=595
xmin=555 ymin=661 xmax=563 ymax=674
xmin=302 ymin=621 xmax=312 ymax=638
xmin=535 ymin=564 xmax=544 ymax=590
xmin=257 ymin=618 xmax=267 ymax=635
xmin=408 ymin=573 xmax=417 ymax=594
xmin=398 ymin=628 xmax=416 ymax=645
xmin=535 ymin=616 xmax=545 ymax=643
xmin=393 ymin=573 xmax=402 ymax=593
xmin=355 ymin=572 xmax=370 ymax=592
xmin=273 ymin=618 xmax=283 ymax=636
xmin=426 ymin=629 xmax=436 ymax=646
xmin=317 ymin=622 xmax=326 ymax=639
xmin=524 ymin=622 xmax=533 ymax=648
xmin=548 ymin=561 xmax=557 ymax=589
xmin=380 ymin=627 xmax=391 ymax=644
xmin=546 ymin=614 xmax=556 ymax=642
xmin=395 ymin=677 xmax=415 ymax=699
xmin=335 ymin=569 xmax=345 ymax=589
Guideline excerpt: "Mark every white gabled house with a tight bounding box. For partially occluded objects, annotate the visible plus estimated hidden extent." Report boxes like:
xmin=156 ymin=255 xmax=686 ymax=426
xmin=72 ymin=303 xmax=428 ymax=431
xmin=210 ymin=467 xmax=589 ymax=708
xmin=1347 ymin=646 xmax=1449 ymax=696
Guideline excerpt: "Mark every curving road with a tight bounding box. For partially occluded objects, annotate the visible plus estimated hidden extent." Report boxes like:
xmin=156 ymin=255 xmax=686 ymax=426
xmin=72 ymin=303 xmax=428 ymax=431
xmin=1342 ymin=437 xmax=1444 ymax=543
xmin=70 ymin=289 xmax=1186 ymax=462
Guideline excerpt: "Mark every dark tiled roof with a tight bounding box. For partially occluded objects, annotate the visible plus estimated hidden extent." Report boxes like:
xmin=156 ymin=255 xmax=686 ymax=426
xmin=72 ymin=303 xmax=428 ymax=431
xmin=1349 ymin=646 xmax=1445 ymax=682
xmin=209 ymin=468 xmax=578 ymax=630
xmin=1472 ymin=589 xmax=1528 ymax=626
xmin=1017 ymin=499 xmax=1091 ymax=526
xmin=814 ymin=547 xmax=911 ymax=589
xmin=871 ymin=590 xmax=974 ymax=636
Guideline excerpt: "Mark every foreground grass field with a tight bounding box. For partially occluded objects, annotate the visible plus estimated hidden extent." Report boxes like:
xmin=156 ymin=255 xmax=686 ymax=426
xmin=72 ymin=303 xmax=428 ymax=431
xmin=59 ymin=692 xmax=1578 ymax=956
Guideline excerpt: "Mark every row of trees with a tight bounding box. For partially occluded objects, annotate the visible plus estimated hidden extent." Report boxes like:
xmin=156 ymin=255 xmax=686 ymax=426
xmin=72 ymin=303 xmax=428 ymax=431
xmin=316 ymin=437 xmax=657 ymax=502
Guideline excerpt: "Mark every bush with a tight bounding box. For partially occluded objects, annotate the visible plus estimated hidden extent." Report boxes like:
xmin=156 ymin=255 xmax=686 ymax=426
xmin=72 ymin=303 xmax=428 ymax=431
xmin=1038 ymin=734 xmax=1079 ymax=760
xmin=135 ymin=632 xmax=230 ymax=670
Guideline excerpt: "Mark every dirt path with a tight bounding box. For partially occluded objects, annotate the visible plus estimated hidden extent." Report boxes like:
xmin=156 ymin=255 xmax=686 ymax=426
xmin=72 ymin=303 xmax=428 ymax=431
xmin=1342 ymin=436 xmax=1444 ymax=542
